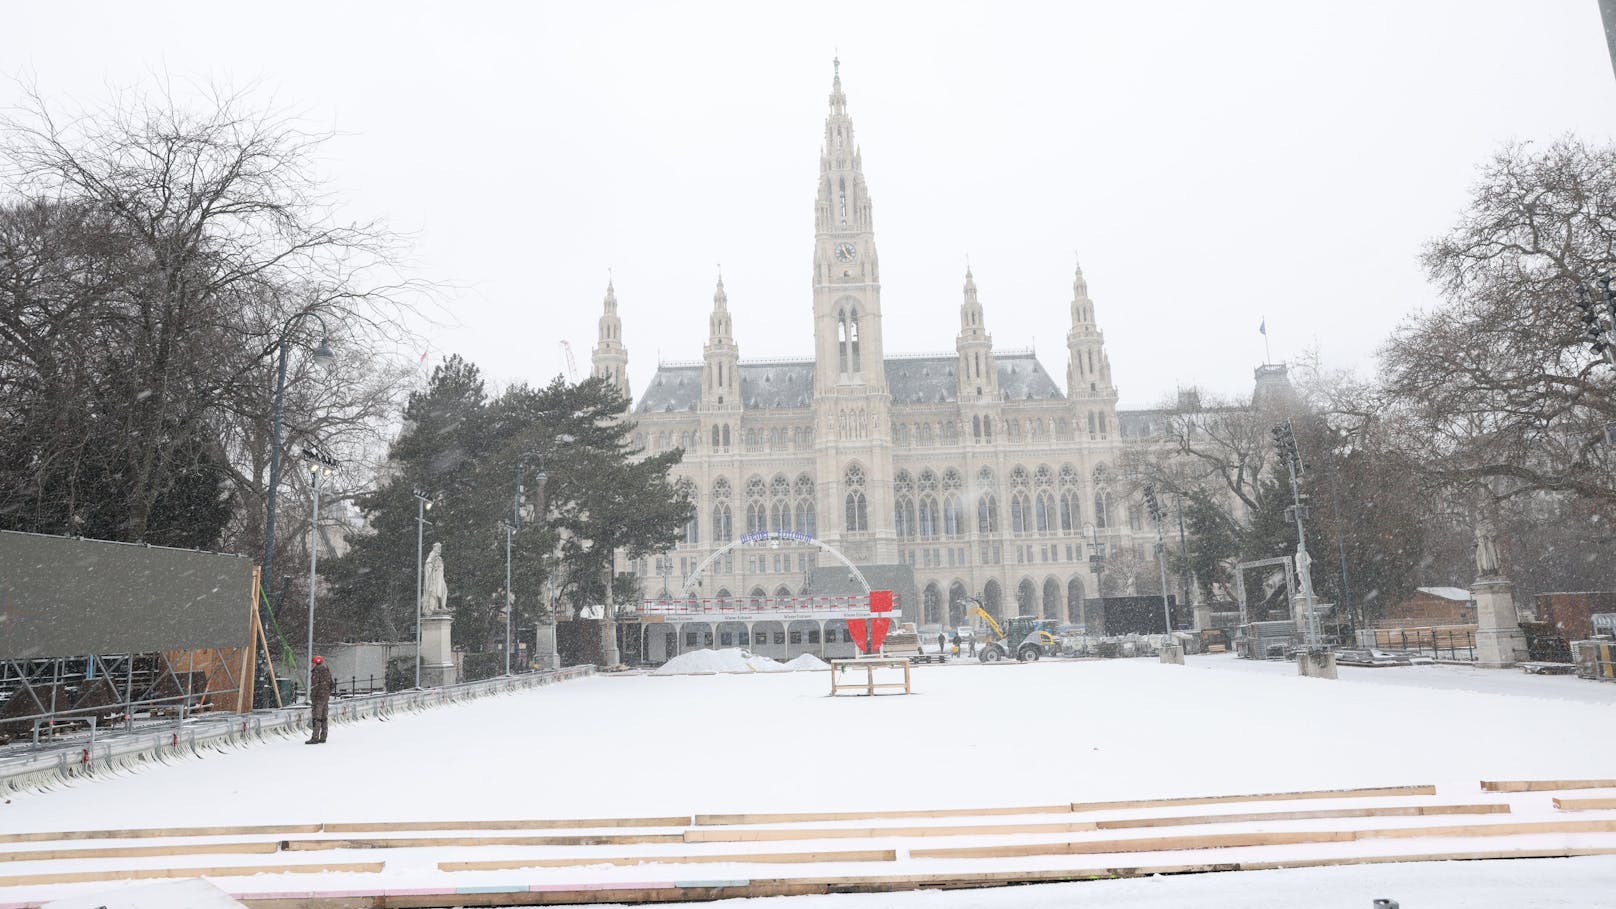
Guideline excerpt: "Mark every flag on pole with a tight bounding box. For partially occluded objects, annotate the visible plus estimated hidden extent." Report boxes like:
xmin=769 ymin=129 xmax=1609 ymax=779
xmin=1259 ymin=317 xmax=1267 ymax=336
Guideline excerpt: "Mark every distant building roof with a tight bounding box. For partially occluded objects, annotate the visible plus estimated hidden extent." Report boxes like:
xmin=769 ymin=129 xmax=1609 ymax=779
xmin=1416 ymin=586 xmax=1473 ymax=602
xmin=635 ymin=352 xmax=1064 ymax=413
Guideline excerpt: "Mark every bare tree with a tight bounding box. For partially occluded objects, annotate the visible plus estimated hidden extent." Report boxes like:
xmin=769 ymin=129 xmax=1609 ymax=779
xmin=0 ymin=82 xmax=423 ymax=551
xmin=1381 ymin=136 xmax=1616 ymax=512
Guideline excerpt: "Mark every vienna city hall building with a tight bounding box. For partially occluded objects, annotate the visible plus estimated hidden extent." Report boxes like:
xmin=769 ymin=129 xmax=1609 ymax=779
xmin=589 ymin=64 xmax=1165 ymax=634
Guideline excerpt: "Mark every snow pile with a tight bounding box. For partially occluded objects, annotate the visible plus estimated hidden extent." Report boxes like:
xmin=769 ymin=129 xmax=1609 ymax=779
xmin=784 ymin=653 xmax=830 ymax=670
xmin=651 ymin=648 xmax=787 ymax=675
xmin=745 ymin=653 xmax=791 ymax=672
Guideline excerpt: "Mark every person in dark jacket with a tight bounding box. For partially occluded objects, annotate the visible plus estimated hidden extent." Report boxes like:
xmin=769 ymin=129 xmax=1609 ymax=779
xmin=307 ymin=655 xmax=334 ymax=744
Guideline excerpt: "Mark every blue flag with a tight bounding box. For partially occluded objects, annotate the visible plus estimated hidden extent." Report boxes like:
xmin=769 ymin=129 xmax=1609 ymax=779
xmin=1259 ymin=317 xmax=1266 ymax=336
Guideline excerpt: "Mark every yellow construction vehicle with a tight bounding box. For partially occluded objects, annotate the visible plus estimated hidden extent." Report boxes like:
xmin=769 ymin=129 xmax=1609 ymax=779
xmin=966 ymin=599 xmax=1059 ymax=662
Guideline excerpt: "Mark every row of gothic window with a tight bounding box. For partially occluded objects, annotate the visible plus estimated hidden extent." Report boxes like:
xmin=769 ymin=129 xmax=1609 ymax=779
xmin=675 ymin=463 xmax=1121 ymax=545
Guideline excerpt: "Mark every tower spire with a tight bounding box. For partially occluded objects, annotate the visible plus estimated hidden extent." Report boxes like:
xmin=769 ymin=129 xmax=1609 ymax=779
xmin=956 ymin=266 xmax=997 ymax=402
xmin=1067 ymin=253 xmax=1117 ymax=439
xmin=590 ymin=279 xmax=630 ymax=404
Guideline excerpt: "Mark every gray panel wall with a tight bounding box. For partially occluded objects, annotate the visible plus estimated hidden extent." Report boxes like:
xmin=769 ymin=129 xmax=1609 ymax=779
xmin=0 ymin=530 xmax=253 ymax=659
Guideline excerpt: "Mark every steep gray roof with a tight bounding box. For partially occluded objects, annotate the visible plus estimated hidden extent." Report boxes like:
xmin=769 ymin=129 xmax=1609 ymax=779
xmin=635 ymin=352 xmax=1064 ymax=414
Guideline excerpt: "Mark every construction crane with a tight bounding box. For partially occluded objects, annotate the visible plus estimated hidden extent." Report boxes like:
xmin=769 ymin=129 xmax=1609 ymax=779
xmin=558 ymin=340 xmax=578 ymax=380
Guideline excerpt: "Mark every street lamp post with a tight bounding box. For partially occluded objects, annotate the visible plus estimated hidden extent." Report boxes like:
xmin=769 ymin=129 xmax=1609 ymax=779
xmin=412 ymin=489 xmax=434 ymax=689
xmin=1082 ymin=522 xmax=1105 ymax=631
xmin=301 ymin=448 xmax=338 ymax=700
xmin=1272 ymin=420 xmax=1322 ymax=649
xmin=1143 ymin=484 xmax=1173 ymax=636
xmin=261 ymin=312 xmax=335 ymax=613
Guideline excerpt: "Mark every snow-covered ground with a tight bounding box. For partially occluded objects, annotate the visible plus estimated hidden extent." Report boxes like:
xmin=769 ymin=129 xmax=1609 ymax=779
xmin=1 ymin=653 xmax=1613 ymax=907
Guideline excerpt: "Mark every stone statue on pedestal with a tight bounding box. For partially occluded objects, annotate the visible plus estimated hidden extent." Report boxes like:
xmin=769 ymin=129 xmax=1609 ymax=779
xmin=421 ymin=542 xmax=449 ymax=615
xmin=1474 ymin=519 xmax=1501 ymax=578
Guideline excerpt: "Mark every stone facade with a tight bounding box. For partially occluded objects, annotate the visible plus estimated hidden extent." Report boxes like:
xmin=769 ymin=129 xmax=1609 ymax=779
xmin=594 ymin=63 xmax=1158 ymax=630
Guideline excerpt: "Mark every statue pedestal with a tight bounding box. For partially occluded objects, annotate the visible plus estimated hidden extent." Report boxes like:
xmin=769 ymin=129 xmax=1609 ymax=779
xmin=1473 ymin=577 xmax=1525 ymax=668
xmin=1192 ymin=602 xmax=1212 ymax=632
xmin=535 ymin=621 xmax=559 ymax=672
xmin=421 ymin=614 xmax=457 ymax=687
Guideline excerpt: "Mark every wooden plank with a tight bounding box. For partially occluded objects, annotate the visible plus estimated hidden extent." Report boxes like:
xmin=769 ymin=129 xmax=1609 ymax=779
xmin=1072 ymin=784 xmax=1437 ymax=812
xmin=1554 ymin=797 xmax=1616 ymax=811
xmin=913 ymin=828 xmax=1356 ymax=861
xmin=0 ymin=861 xmax=384 ymax=889
xmin=322 ymin=815 xmax=689 ymax=833
xmin=685 ymin=821 xmax=1099 ymax=843
xmin=439 ymin=848 xmax=898 ymax=871
xmin=690 ymin=803 xmax=1507 ymax=844
xmin=915 ymin=817 xmax=1616 ymax=861
xmin=0 ymin=840 xmax=278 ymax=864
xmin=1363 ymin=818 xmax=1616 ymax=840
xmin=0 ymin=823 xmax=323 ymax=845
xmin=1094 ymin=803 xmax=1508 ymax=830
xmin=282 ymin=833 xmax=683 ymax=851
xmin=1481 ymin=779 xmax=1616 ymax=793
xmin=695 ymin=804 xmax=1076 ymax=826
xmin=695 ymin=785 xmax=1435 ymax=829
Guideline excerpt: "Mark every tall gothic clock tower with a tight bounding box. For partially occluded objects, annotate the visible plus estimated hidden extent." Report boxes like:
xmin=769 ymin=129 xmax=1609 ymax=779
xmin=811 ymin=60 xmax=895 ymax=563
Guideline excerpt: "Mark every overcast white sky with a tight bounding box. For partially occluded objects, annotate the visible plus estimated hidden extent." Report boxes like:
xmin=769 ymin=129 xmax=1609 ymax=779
xmin=7 ymin=1 xmax=1616 ymax=408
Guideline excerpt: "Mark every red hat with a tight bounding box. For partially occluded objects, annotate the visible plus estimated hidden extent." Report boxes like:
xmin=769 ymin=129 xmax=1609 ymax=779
xmin=311 ymin=655 xmax=324 ymax=665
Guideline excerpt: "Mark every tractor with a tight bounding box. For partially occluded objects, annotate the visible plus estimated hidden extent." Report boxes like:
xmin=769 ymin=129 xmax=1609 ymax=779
xmin=966 ymin=600 xmax=1060 ymax=662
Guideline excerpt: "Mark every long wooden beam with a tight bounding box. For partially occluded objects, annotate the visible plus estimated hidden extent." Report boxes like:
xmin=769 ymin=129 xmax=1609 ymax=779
xmin=282 ymin=833 xmax=684 ymax=851
xmin=913 ymin=817 xmax=1616 ymax=860
xmin=1482 ymin=779 xmax=1616 ymax=793
xmin=0 ymin=840 xmax=278 ymax=864
xmin=1554 ymin=797 xmax=1616 ymax=810
xmin=440 ymin=848 xmax=898 ymax=871
xmin=683 ymin=803 xmax=1505 ymax=844
xmin=693 ymin=784 xmax=1436 ymax=826
xmin=0 ymin=861 xmax=383 ymax=889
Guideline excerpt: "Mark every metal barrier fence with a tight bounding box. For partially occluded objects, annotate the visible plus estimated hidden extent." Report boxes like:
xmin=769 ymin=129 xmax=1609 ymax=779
xmin=0 ymin=665 xmax=594 ymax=795
xmin=1357 ymin=627 xmax=1477 ymax=662
xmin=0 ymin=652 xmax=247 ymax=745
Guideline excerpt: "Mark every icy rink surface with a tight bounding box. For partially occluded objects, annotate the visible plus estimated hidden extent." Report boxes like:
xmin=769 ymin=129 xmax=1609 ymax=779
xmin=2 ymin=653 xmax=1613 ymax=831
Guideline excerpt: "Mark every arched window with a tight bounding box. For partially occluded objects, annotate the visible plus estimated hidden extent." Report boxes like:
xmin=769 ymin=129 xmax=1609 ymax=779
xmin=844 ymin=464 xmax=868 ymax=532
xmin=712 ymin=478 xmax=733 ymax=541
xmin=849 ymin=311 xmax=861 ymax=373
xmin=978 ymin=494 xmax=999 ymax=533
xmin=918 ymin=495 xmax=938 ymax=539
xmin=712 ymin=425 xmax=721 ymax=448
xmin=722 ymin=424 xmax=731 ymax=448
xmin=747 ymin=501 xmax=767 ymax=534
xmin=846 ymin=491 xmax=868 ymax=531
xmin=923 ymin=584 xmax=942 ymax=625
xmin=1035 ymin=490 xmax=1055 ymax=533
xmin=794 ymin=473 xmax=816 ymax=536
xmin=943 ymin=495 xmax=963 ymax=537
xmin=1011 ymin=492 xmax=1031 ymax=535
xmin=1060 ymin=491 xmax=1079 ymax=533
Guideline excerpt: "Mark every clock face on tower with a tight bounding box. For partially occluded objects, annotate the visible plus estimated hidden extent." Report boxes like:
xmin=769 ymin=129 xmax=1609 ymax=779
xmin=834 ymin=242 xmax=858 ymax=263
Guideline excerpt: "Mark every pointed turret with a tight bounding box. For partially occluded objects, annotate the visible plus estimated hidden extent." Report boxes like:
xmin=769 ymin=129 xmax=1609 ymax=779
xmin=955 ymin=266 xmax=999 ymax=404
xmin=1066 ymin=257 xmax=1118 ymax=440
xmin=701 ymin=274 xmax=741 ymax=412
xmin=590 ymin=279 xmax=630 ymax=405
